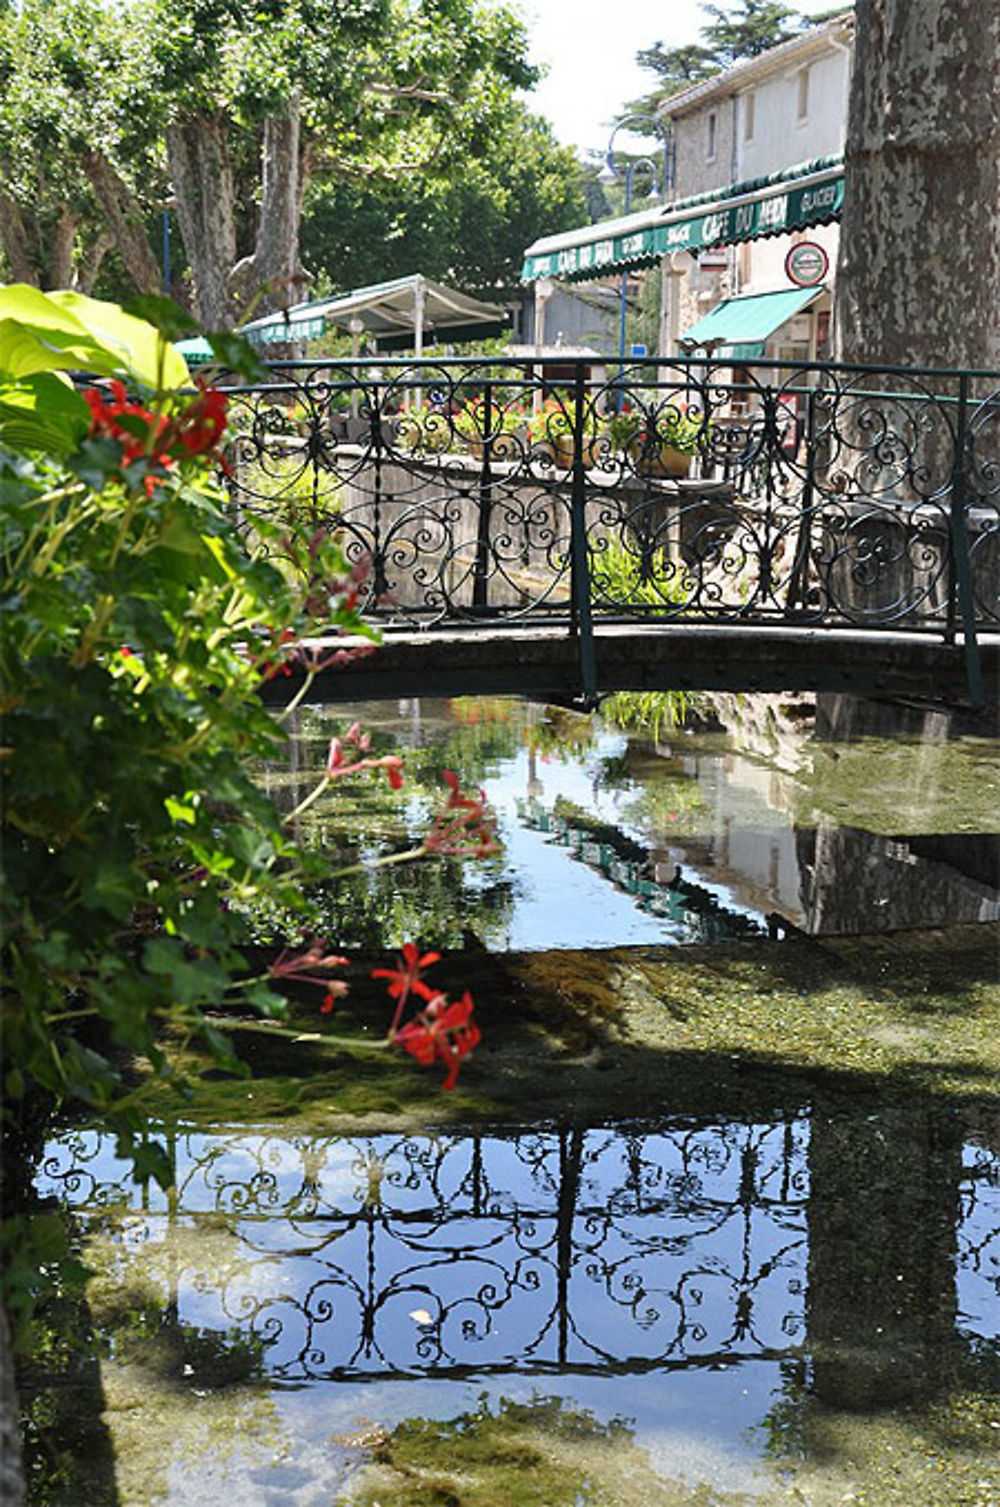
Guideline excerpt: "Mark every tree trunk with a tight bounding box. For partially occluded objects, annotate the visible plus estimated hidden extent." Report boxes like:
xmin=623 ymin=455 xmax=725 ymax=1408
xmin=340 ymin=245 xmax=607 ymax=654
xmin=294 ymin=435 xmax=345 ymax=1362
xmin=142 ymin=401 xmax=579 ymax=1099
xmin=0 ymin=188 xmax=40 ymax=285
xmin=48 ymin=211 xmax=78 ymax=290
xmin=229 ymin=98 xmax=309 ymax=322
xmin=165 ymin=115 xmax=238 ymax=328
xmin=0 ymin=1306 xmax=24 ymax=1506
xmin=76 ymin=229 xmax=114 ymax=295
xmin=835 ymin=0 xmax=1000 ymax=370
xmin=83 ymin=152 xmax=163 ymax=298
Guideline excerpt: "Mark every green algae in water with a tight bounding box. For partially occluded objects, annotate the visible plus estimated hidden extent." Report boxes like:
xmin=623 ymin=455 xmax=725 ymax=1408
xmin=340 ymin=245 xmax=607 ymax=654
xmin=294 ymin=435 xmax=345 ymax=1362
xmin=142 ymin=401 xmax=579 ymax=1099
xmin=20 ymin=694 xmax=1000 ymax=1502
xmin=336 ymin=1395 xmax=748 ymax=1507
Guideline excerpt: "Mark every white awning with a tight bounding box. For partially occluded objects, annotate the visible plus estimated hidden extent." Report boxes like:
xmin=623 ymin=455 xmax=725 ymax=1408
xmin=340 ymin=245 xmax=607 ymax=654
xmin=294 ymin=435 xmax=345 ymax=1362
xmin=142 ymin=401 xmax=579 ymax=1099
xmin=240 ymin=274 xmax=508 ymax=352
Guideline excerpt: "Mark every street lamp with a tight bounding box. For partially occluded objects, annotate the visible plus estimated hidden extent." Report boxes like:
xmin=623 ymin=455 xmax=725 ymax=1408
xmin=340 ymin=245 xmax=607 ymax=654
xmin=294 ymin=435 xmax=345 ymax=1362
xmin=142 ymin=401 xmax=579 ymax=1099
xmin=598 ymin=115 xmax=669 ymax=382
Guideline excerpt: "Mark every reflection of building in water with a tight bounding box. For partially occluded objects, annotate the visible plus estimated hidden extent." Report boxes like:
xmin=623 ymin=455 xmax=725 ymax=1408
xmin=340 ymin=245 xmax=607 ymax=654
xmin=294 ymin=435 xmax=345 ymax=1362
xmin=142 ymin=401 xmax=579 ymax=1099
xmin=614 ymin=692 xmax=1000 ymax=937
xmin=517 ymin=798 xmax=765 ymax=943
xmin=796 ymin=824 xmax=1000 ymax=935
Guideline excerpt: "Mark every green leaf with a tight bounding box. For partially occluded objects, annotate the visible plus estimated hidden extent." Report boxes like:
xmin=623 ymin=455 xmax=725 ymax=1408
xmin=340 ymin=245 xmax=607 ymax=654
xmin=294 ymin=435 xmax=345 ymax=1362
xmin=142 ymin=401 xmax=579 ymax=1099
xmin=130 ymin=1140 xmax=175 ymax=1190
xmin=124 ymin=294 xmax=201 ymax=343
xmin=205 ymin=331 xmax=268 ymax=381
xmin=47 ymin=290 xmax=191 ymax=391
xmin=0 ymin=372 xmax=90 ymax=455
xmin=0 ymin=285 xmax=191 ymax=392
xmin=0 ymin=285 xmax=117 ymax=379
xmin=143 ymin=937 xmax=230 ymax=1006
xmin=164 ymin=796 xmax=198 ymax=825
xmin=77 ymin=856 xmax=138 ymax=919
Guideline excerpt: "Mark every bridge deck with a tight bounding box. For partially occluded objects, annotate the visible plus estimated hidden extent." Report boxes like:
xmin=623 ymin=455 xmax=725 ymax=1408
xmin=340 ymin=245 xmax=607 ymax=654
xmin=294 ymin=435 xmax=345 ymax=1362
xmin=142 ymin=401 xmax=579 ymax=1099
xmin=259 ymin=622 xmax=1000 ymax=707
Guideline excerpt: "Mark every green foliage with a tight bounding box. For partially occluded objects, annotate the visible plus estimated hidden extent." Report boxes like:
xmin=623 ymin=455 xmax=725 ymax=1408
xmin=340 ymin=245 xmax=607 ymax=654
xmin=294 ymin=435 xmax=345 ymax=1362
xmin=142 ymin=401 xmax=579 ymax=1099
xmin=526 ymin=397 xmax=605 ymax=445
xmin=0 ymin=0 xmax=135 ymax=285
xmin=600 ymin=689 xmax=705 ymax=742
xmin=606 ymin=403 xmax=705 ymax=455
xmin=301 ymin=104 xmax=588 ymax=302
xmin=0 ymin=0 xmax=558 ymax=317
xmin=589 ymin=538 xmax=691 ymax=609
xmin=343 ymin=1393 xmax=636 ymax=1507
xmin=0 ymin=291 xmax=374 ymax=1316
xmin=633 ymin=0 xmax=811 ymax=108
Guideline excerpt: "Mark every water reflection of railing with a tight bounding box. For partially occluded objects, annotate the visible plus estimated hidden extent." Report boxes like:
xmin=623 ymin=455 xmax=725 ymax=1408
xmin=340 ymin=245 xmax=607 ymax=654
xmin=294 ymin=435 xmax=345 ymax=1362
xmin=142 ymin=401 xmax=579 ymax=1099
xmin=957 ymin=1139 xmax=1000 ymax=1346
xmin=41 ymin=1119 xmax=809 ymax=1381
xmin=39 ymin=1115 xmax=1000 ymax=1388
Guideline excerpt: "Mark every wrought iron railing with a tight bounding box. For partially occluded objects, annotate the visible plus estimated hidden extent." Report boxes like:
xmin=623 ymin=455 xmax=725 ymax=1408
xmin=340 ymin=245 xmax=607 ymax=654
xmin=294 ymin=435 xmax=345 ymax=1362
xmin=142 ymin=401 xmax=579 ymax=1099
xmin=223 ymin=355 xmax=998 ymax=698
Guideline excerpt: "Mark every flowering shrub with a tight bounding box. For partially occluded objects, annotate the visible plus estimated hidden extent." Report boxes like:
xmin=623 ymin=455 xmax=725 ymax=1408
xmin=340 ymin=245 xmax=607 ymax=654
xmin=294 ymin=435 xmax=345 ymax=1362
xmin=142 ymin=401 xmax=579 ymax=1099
xmin=606 ymin=402 xmax=705 ymax=456
xmin=527 ymin=397 xmax=604 ymax=447
xmin=0 ymin=288 xmax=492 ymax=1333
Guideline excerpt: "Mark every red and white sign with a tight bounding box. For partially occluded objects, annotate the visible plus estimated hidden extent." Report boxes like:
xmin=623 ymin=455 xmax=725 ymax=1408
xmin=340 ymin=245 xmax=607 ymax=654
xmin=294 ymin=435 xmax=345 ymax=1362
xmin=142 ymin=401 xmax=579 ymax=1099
xmin=785 ymin=241 xmax=829 ymax=287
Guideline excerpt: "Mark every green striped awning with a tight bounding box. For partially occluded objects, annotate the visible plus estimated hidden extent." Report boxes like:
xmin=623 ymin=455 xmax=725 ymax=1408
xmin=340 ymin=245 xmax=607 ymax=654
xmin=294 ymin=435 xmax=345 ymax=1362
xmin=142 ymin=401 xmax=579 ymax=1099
xmin=174 ymin=335 xmax=215 ymax=365
xmin=521 ymin=156 xmax=844 ymax=283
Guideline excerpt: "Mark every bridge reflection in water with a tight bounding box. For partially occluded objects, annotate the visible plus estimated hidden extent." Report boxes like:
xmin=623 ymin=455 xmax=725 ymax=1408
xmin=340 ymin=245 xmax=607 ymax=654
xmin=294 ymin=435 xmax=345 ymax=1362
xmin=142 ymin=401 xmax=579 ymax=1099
xmin=40 ymin=1106 xmax=999 ymax=1403
xmin=225 ymin=354 xmax=1000 ymax=703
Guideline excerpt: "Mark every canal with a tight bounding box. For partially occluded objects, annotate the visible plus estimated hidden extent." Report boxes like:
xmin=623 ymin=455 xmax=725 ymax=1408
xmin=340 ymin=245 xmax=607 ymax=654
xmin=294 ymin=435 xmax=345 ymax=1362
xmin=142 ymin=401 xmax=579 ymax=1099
xmin=20 ymin=691 xmax=1000 ymax=1506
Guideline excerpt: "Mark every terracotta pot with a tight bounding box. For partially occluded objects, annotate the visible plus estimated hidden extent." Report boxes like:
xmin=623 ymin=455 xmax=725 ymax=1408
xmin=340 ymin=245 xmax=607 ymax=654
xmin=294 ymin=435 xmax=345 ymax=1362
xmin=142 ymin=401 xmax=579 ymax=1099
xmin=629 ymin=442 xmax=692 ymax=479
xmin=554 ymin=433 xmax=602 ymax=468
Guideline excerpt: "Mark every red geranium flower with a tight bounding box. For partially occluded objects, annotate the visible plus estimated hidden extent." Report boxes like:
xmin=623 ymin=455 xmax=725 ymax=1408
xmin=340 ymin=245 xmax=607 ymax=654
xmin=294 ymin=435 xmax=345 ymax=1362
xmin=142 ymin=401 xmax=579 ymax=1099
xmin=394 ymin=990 xmax=481 ymax=1090
xmin=372 ymin=941 xmax=441 ymax=1035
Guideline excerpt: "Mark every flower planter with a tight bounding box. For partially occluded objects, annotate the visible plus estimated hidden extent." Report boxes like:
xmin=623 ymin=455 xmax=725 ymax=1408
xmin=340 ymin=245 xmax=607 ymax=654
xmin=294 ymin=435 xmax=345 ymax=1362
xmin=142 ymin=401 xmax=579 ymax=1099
xmin=464 ymin=430 xmax=523 ymax=462
xmin=629 ymin=442 xmax=693 ymax=479
xmin=554 ymin=433 xmax=604 ymax=469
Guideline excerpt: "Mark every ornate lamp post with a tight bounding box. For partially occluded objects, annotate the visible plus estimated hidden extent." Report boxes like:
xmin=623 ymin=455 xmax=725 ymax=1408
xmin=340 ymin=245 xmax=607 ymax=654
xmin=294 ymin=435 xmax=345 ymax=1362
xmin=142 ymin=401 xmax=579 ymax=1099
xmin=597 ymin=115 xmax=669 ymax=381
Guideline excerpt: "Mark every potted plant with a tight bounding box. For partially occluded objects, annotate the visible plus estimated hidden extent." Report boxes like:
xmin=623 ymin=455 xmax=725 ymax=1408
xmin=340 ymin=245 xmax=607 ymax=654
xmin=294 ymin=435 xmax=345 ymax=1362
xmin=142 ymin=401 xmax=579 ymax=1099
xmin=396 ymin=405 xmax=452 ymax=455
xmin=608 ymin=403 xmax=705 ymax=478
xmin=527 ymin=398 xmax=606 ymax=467
xmin=453 ymin=396 xmax=525 ymax=460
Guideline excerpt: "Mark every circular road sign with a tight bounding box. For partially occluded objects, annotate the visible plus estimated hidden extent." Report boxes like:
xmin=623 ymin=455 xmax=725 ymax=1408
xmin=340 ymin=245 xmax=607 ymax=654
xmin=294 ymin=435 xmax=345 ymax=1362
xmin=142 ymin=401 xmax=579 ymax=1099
xmin=785 ymin=241 xmax=829 ymax=287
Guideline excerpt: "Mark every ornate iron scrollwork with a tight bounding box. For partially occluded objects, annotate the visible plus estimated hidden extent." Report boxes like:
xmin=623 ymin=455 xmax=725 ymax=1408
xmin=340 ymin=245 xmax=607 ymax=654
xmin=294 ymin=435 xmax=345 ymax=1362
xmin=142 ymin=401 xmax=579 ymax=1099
xmin=222 ymin=356 xmax=998 ymax=637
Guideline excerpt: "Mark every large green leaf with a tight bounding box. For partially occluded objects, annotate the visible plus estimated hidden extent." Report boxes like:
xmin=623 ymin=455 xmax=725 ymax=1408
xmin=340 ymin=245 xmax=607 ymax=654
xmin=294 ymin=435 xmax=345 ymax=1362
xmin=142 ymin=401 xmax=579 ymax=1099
xmin=0 ymin=286 xmax=118 ymax=379
xmin=49 ymin=290 xmax=191 ymax=391
xmin=0 ymin=372 xmax=90 ymax=455
xmin=0 ymin=285 xmax=191 ymax=391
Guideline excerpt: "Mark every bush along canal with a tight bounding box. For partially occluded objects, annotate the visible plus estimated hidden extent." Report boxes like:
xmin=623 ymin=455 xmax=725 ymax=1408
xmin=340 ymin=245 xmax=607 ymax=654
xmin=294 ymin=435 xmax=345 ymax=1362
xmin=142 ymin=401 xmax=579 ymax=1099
xmin=13 ymin=691 xmax=1000 ymax=1506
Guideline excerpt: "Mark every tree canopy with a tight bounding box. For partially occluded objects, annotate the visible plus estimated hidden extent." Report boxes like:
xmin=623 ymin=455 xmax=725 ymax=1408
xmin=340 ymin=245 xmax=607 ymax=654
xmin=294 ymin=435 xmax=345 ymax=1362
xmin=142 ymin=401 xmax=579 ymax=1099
xmin=0 ymin=0 xmax=583 ymax=325
xmin=632 ymin=1 xmax=841 ymax=106
xmin=301 ymin=103 xmax=586 ymax=302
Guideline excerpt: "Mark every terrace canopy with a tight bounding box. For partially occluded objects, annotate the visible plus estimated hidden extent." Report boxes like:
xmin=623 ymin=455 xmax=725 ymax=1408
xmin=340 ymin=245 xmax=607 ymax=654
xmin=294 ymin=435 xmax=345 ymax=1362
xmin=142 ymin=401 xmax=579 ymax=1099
xmin=238 ymin=274 xmax=509 ymax=353
xmin=521 ymin=155 xmax=843 ymax=283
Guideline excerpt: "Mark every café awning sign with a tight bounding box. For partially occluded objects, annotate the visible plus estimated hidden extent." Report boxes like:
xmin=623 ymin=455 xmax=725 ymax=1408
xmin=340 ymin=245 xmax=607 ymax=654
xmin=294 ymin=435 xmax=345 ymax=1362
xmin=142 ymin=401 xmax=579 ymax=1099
xmin=522 ymin=156 xmax=844 ymax=283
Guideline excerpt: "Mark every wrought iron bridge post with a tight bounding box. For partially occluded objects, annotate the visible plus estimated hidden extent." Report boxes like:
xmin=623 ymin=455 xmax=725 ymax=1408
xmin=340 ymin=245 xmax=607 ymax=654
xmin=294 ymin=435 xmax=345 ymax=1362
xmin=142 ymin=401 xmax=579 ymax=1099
xmin=569 ymin=361 xmax=597 ymax=705
xmin=948 ymin=373 xmax=983 ymax=706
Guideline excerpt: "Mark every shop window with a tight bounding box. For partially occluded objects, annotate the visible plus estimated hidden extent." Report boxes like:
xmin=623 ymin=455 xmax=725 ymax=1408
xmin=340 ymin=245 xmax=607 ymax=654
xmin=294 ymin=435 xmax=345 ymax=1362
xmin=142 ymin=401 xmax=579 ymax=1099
xmin=796 ymin=67 xmax=810 ymax=121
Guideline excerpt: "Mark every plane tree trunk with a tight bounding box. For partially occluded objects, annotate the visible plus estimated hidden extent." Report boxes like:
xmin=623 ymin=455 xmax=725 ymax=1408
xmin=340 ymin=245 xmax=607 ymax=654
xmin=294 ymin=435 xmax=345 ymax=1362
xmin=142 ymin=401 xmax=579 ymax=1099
xmin=84 ymin=151 xmax=164 ymax=297
xmin=835 ymin=0 xmax=1000 ymax=369
xmin=164 ymin=114 xmax=239 ymax=329
xmin=229 ymin=99 xmax=309 ymax=322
